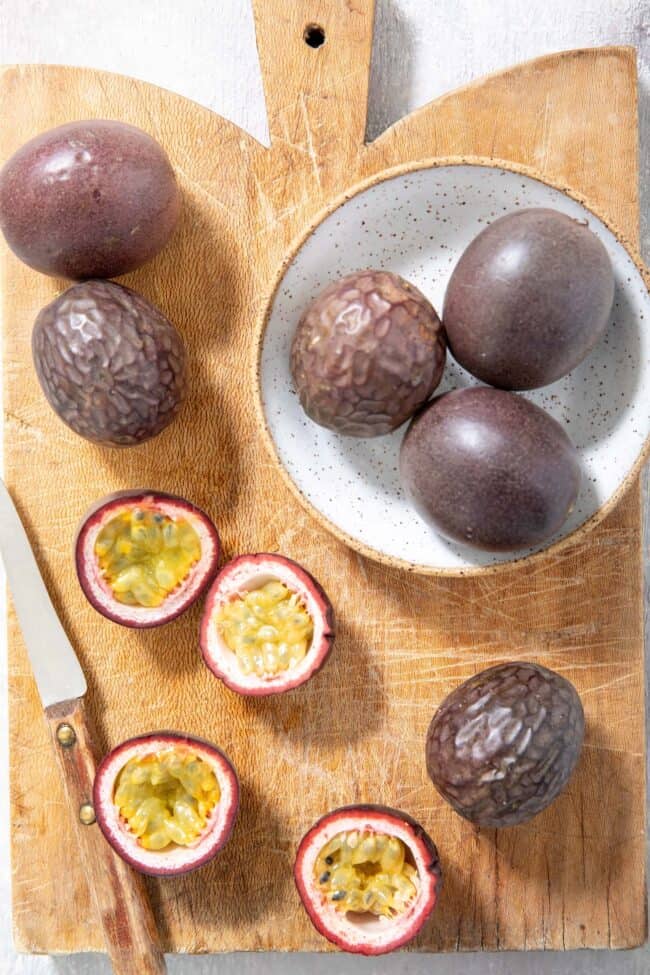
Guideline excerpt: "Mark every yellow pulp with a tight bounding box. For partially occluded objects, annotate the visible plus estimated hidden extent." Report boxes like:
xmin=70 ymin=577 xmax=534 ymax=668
xmin=216 ymin=580 xmax=313 ymax=677
xmin=114 ymin=750 xmax=220 ymax=851
xmin=314 ymin=831 xmax=418 ymax=917
xmin=94 ymin=508 xmax=201 ymax=608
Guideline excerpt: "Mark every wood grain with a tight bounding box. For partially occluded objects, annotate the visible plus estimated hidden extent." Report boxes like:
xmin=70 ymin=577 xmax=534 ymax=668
xmin=1 ymin=0 xmax=646 ymax=954
xmin=44 ymin=698 xmax=166 ymax=973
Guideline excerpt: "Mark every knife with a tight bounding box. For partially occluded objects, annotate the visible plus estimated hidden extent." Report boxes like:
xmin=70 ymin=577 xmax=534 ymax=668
xmin=0 ymin=479 xmax=166 ymax=975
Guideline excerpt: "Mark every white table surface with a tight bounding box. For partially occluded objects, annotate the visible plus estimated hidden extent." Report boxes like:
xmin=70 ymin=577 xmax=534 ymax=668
xmin=0 ymin=1 xmax=648 ymax=972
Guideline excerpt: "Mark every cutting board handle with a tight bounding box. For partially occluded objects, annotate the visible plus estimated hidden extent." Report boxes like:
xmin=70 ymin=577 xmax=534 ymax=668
xmin=45 ymin=698 xmax=166 ymax=975
xmin=251 ymin=0 xmax=375 ymax=160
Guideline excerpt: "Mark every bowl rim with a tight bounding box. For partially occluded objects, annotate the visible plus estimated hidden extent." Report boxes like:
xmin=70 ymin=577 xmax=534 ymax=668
xmin=252 ymin=154 xmax=650 ymax=577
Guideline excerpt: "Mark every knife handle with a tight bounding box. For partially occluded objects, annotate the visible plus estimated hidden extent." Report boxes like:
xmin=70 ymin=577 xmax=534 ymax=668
xmin=45 ymin=697 xmax=167 ymax=975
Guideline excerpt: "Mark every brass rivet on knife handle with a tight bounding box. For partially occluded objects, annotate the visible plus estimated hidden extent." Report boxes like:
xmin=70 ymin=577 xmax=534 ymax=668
xmin=56 ymin=722 xmax=76 ymax=747
xmin=79 ymin=802 xmax=96 ymax=825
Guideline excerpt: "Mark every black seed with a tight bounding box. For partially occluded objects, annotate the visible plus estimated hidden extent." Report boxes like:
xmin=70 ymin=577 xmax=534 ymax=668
xmin=153 ymin=513 xmax=164 ymax=523
xmin=331 ymin=890 xmax=346 ymax=901
xmin=319 ymin=872 xmax=330 ymax=884
xmin=134 ymin=509 xmax=144 ymax=521
xmin=325 ymin=856 xmax=334 ymax=865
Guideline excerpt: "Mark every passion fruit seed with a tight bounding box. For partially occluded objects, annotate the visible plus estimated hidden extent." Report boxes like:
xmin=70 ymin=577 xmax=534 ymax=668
xmin=216 ymin=580 xmax=313 ymax=677
xmin=95 ymin=508 xmax=201 ymax=608
xmin=114 ymin=749 xmax=220 ymax=851
xmin=314 ymin=830 xmax=418 ymax=917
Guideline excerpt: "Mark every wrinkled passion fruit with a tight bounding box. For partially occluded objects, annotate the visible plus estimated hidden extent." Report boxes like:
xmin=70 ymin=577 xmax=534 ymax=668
xmin=0 ymin=120 xmax=180 ymax=279
xmin=400 ymin=387 xmax=581 ymax=551
xmin=93 ymin=732 xmax=238 ymax=876
xmin=294 ymin=804 xmax=441 ymax=955
xmin=291 ymin=270 xmax=445 ymax=436
xmin=76 ymin=491 xmax=219 ymax=627
xmin=33 ymin=280 xmax=186 ymax=446
xmin=443 ymin=208 xmax=615 ymax=389
xmin=426 ymin=662 xmax=585 ymax=827
xmin=200 ymin=553 xmax=334 ymax=695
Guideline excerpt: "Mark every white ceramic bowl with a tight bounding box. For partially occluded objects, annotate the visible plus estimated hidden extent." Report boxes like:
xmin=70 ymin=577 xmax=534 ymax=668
xmin=257 ymin=161 xmax=650 ymax=574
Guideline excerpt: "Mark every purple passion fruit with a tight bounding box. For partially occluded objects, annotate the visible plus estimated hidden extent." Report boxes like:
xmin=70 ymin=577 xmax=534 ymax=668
xmin=443 ymin=208 xmax=615 ymax=389
xmin=76 ymin=491 xmax=219 ymax=627
xmin=290 ymin=270 xmax=445 ymax=436
xmin=0 ymin=120 xmax=180 ymax=279
xmin=399 ymin=387 xmax=581 ymax=551
xmin=426 ymin=662 xmax=585 ymax=827
xmin=93 ymin=732 xmax=238 ymax=876
xmin=32 ymin=280 xmax=186 ymax=446
xmin=200 ymin=553 xmax=334 ymax=696
xmin=294 ymin=804 xmax=441 ymax=955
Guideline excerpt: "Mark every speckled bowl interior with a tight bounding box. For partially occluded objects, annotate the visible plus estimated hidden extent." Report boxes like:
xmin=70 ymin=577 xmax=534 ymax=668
xmin=259 ymin=162 xmax=650 ymax=573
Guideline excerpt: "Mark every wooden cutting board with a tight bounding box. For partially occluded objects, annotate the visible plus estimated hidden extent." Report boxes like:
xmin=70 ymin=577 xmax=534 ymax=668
xmin=1 ymin=0 xmax=646 ymax=955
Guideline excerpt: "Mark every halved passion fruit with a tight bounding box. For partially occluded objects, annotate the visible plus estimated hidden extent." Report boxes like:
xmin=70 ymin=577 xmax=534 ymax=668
xmin=200 ymin=553 xmax=334 ymax=695
xmin=295 ymin=805 xmax=441 ymax=955
xmin=93 ymin=732 xmax=239 ymax=876
xmin=76 ymin=491 xmax=220 ymax=627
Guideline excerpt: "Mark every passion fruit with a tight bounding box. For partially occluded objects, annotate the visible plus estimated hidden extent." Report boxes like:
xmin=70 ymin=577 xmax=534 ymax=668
xmin=32 ymin=280 xmax=186 ymax=446
xmin=93 ymin=731 xmax=238 ymax=876
xmin=76 ymin=491 xmax=220 ymax=627
xmin=443 ymin=208 xmax=615 ymax=389
xmin=294 ymin=804 xmax=441 ymax=955
xmin=200 ymin=553 xmax=334 ymax=695
xmin=0 ymin=120 xmax=180 ymax=279
xmin=399 ymin=387 xmax=581 ymax=551
xmin=426 ymin=662 xmax=585 ymax=828
xmin=290 ymin=270 xmax=445 ymax=436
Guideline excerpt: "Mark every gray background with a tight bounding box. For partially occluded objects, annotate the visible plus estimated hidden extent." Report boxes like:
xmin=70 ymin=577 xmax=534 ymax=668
xmin=0 ymin=0 xmax=648 ymax=971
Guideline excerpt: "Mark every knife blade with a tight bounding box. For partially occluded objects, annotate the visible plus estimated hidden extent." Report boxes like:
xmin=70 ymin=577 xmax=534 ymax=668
xmin=0 ymin=478 xmax=166 ymax=974
xmin=0 ymin=479 xmax=86 ymax=707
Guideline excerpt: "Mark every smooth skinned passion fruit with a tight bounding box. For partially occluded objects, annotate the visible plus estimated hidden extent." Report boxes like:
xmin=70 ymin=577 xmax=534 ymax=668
xmin=33 ymin=280 xmax=186 ymax=446
xmin=426 ymin=662 xmax=585 ymax=827
xmin=291 ymin=270 xmax=445 ymax=436
xmin=93 ymin=732 xmax=238 ymax=876
xmin=400 ymin=387 xmax=581 ymax=551
xmin=0 ymin=120 xmax=180 ymax=279
xmin=76 ymin=491 xmax=219 ymax=627
xmin=200 ymin=553 xmax=334 ymax=695
xmin=443 ymin=208 xmax=615 ymax=389
xmin=294 ymin=804 xmax=441 ymax=955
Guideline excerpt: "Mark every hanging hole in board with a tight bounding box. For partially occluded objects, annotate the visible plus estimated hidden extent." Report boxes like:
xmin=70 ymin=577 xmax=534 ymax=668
xmin=304 ymin=24 xmax=325 ymax=48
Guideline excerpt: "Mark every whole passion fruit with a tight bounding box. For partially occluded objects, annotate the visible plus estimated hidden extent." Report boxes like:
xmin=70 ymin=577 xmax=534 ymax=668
xmin=443 ymin=208 xmax=615 ymax=389
xmin=0 ymin=120 xmax=180 ymax=279
xmin=290 ymin=270 xmax=445 ymax=436
xmin=294 ymin=804 xmax=441 ymax=955
xmin=76 ymin=491 xmax=220 ymax=627
xmin=200 ymin=553 xmax=334 ymax=695
xmin=400 ymin=387 xmax=581 ymax=551
xmin=426 ymin=662 xmax=585 ymax=828
xmin=33 ymin=280 xmax=186 ymax=446
xmin=93 ymin=731 xmax=238 ymax=876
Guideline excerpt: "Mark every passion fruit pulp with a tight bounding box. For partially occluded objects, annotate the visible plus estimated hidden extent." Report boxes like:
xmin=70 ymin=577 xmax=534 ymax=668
xmin=114 ymin=750 xmax=220 ymax=850
xmin=295 ymin=805 xmax=441 ymax=955
xmin=216 ymin=579 xmax=314 ymax=677
xmin=76 ymin=491 xmax=219 ymax=627
xmin=314 ymin=830 xmax=418 ymax=916
xmin=200 ymin=553 xmax=334 ymax=695
xmin=93 ymin=732 xmax=239 ymax=876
